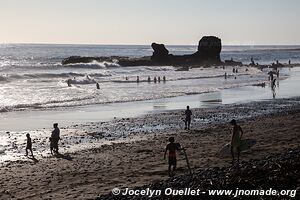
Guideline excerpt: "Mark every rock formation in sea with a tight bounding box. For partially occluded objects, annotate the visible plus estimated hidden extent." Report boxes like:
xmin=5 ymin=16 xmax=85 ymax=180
xmin=62 ymin=36 xmax=223 ymax=67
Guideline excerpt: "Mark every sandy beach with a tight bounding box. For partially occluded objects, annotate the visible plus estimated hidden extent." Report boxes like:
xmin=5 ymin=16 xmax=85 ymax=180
xmin=0 ymin=97 xmax=299 ymax=199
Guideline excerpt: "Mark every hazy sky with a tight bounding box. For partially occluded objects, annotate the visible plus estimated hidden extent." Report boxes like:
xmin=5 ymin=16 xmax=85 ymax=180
xmin=0 ymin=0 xmax=299 ymax=45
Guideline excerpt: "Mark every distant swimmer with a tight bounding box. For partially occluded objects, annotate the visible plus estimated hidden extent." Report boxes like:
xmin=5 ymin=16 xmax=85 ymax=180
xmin=96 ymin=82 xmax=100 ymax=89
xmin=147 ymin=76 xmax=151 ymax=83
xmin=251 ymin=57 xmax=255 ymax=65
xmin=158 ymin=76 xmax=161 ymax=83
xmin=125 ymin=76 xmax=129 ymax=81
xmin=137 ymin=76 xmax=139 ymax=83
xmin=25 ymin=133 xmax=34 ymax=157
xmin=163 ymin=76 xmax=166 ymax=82
xmin=67 ymin=79 xmax=72 ymax=87
xmin=164 ymin=137 xmax=181 ymax=177
xmin=268 ymin=71 xmax=274 ymax=81
xmin=154 ymin=77 xmax=157 ymax=83
xmin=184 ymin=106 xmax=192 ymax=130
xmin=230 ymin=119 xmax=244 ymax=165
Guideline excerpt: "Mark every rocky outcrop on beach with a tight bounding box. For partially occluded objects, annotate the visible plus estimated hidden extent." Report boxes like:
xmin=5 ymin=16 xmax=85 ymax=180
xmin=96 ymin=148 xmax=300 ymax=199
xmin=193 ymin=36 xmax=222 ymax=62
xmin=151 ymin=43 xmax=169 ymax=62
xmin=62 ymin=36 xmax=223 ymax=67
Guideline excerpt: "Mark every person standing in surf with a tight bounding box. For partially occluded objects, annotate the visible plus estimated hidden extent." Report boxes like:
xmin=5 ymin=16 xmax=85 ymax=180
xmin=184 ymin=106 xmax=192 ymax=130
xmin=164 ymin=137 xmax=181 ymax=177
xmin=230 ymin=119 xmax=244 ymax=165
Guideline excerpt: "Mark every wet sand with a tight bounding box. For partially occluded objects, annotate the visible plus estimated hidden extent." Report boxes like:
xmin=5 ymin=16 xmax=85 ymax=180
xmin=0 ymin=98 xmax=299 ymax=199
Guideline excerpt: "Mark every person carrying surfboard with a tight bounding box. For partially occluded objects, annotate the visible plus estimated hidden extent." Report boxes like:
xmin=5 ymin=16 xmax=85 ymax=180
xmin=164 ymin=137 xmax=181 ymax=177
xmin=230 ymin=119 xmax=244 ymax=165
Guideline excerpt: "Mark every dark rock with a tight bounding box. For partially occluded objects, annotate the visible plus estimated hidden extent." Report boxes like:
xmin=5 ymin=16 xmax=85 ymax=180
xmin=151 ymin=43 xmax=169 ymax=62
xmin=193 ymin=36 xmax=222 ymax=63
xmin=224 ymin=59 xmax=243 ymax=66
xmin=62 ymin=36 xmax=224 ymax=67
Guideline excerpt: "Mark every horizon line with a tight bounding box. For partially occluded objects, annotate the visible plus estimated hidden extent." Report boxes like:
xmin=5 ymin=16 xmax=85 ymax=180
xmin=1 ymin=42 xmax=300 ymax=46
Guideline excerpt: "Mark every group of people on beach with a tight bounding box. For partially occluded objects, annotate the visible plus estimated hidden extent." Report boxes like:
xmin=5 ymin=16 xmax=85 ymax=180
xmin=25 ymin=123 xmax=60 ymax=157
xmin=164 ymin=105 xmax=244 ymax=176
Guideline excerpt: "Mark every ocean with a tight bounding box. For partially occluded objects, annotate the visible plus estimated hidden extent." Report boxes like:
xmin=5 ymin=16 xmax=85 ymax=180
xmin=1 ymin=44 xmax=299 ymax=114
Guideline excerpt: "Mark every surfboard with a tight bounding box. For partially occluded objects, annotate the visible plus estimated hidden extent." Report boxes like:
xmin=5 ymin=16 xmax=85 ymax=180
xmin=218 ymin=139 xmax=256 ymax=157
xmin=182 ymin=148 xmax=192 ymax=175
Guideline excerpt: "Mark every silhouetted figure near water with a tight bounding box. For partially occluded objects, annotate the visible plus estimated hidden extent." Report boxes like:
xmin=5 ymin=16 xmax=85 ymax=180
xmin=230 ymin=119 xmax=243 ymax=165
xmin=137 ymin=76 xmax=139 ymax=83
xmin=158 ymin=76 xmax=161 ymax=83
xmin=289 ymin=60 xmax=291 ymax=65
xmin=67 ymin=79 xmax=72 ymax=87
xmin=184 ymin=106 xmax=192 ymax=130
xmin=268 ymin=71 xmax=274 ymax=81
xmin=25 ymin=133 xmax=34 ymax=157
xmin=224 ymin=72 xmax=227 ymax=79
xmin=251 ymin=57 xmax=255 ymax=65
xmin=163 ymin=76 xmax=166 ymax=82
xmin=233 ymin=68 xmax=235 ymax=73
xmin=271 ymin=79 xmax=277 ymax=99
xmin=96 ymin=83 xmax=100 ymax=89
xmin=236 ymin=68 xmax=238 ymax=73
xmin=164 ymin=137 xmax=181 ymax=177
xmin=148 ymin=76 xmax=151 ymax=83
xmin=276 ymin=60 xmax=279 ymax=65
xmin=50 ymin=123 xmax=60 ymax=154
xmin=154 ymin=77 xmax=157 ymax=83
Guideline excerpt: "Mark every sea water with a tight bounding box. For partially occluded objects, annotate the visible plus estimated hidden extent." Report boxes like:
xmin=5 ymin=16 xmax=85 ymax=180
xmin=1 ymin=44 xmax=299 ymax=114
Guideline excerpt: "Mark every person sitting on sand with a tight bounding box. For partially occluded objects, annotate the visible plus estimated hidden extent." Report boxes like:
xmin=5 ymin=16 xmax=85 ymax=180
xmin=184 ymin=106 xmax=192 ymax=130
xmin=164 ymin=137 xmax=181 ymax=177
xmin=230 ymin=119 xmax=244 ymax=165
xmin=25 ymin=133 xmax=34 ymax=157
xmin=50 ymin=123 xmax=60 ymax=154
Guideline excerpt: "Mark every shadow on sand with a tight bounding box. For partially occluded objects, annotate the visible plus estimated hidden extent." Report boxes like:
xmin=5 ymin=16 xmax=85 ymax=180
xmin=54 ymin=153 xmax=73 ymax=161
xmin=28 ymin=156 xmax=39 ymax=163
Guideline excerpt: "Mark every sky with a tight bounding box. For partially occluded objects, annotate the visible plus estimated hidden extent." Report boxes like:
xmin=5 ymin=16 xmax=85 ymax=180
xmin=0 ymin=0 xmax=299 ymax=45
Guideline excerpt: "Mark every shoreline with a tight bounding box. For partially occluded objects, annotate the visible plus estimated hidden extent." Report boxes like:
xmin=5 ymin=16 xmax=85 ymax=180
xmin=0 ymin=66 xmax=299 ymax=132
xmin=0 ymin=98 xmax=299 ymax=199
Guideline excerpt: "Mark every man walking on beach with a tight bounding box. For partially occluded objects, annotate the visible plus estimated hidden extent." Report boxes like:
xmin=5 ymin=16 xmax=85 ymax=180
xmin=164 ymin=137 xmax=181 ymax=177
xmin=184 ymin=106 xmax=192 ymax=130
xmin=50 ymin=123 xmax=60 ymax=154
xmin=230 ymin=119 xmax=244 ymax=165
xmin=25 ymin=133 xmax=34 ymax=157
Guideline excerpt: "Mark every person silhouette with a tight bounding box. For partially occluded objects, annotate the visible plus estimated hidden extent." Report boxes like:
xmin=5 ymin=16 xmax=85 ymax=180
xmin=230 ymin=119 xmax=244 ymax=165
xmin=164 ymin=137 xmax=181 ymax=177
xmin=25 ymin=133 xmax=34 ymax=157
xmin=50 ymin=123 xmax=60 ymax=154
xmin=184 ymin=106 xmax=192 ymax=130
